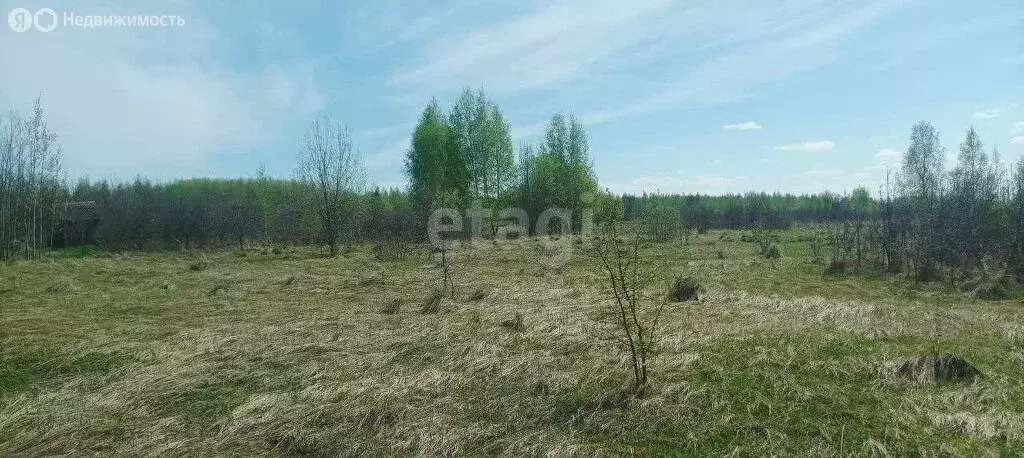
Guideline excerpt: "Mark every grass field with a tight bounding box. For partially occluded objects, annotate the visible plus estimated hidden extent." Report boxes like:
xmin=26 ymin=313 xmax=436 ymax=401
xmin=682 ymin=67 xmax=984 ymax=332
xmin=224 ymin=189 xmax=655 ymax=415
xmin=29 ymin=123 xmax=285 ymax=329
xmin=2 ymin=229 xmax=1023 ymax=456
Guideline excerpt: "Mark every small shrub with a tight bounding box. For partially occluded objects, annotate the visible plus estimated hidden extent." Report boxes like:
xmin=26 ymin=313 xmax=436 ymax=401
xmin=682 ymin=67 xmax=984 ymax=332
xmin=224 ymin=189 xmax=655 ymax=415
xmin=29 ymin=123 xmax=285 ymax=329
xmin=271 ymin=247 xmax=284 ymax=255
xmin=823 ymin=260 xmax=850 ymax=276
xmin=372 ymin=240 xmax=409 ymax=261
xmin=670 ymin=277 xmax=703 ymax=302
xmin=279 ymin=276 xmax=296 ymax=287
xmin=380 ymin=298 xmax=401 ymax=314
xmin=765 ymin=243 xmax=783 ymax=260
xmin=501 ymin=312 xmax=525 ymax=332
xmin=961 ymin=270 xmax=1018 ymax=300
xmin=715 ymin=250 xmax=725 ymax=260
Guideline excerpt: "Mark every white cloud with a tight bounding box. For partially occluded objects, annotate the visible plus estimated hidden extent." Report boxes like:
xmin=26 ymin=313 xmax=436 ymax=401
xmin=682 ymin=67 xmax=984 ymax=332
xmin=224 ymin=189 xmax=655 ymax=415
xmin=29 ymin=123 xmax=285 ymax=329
xmin=608 ymin=174 xmax=750 ymax=194
xmin=510 ymin=120 xmax=549 ymax=141
xmin=723 ymin=121 xmax=762 ymax=131
xmin=973 ymin=108 xmax=1004 ymax=119
xmin=1001 ymin=54 xmax=1024 ymax=66
xmin=576 ymin=0 xmax=906 ymax=125
xmin=359 ymin=123 xmax=414 ymax=139
xmin=1013 ymin=122 xmax=1024 ymax=133
xmin=365 ymin=137 xmax=410 ymax=169
xmin=393 ymin=0 xmax=906 ymax=117
xmin=391 ymin=0 xmax=676 ymax=91
xmin=875 ymin=148 xmax=902 ymax=166
xmin=1011 ymin=136 xmax=1024 ymax=145
xmin=0 ymin=2 xmax=322 ymax=179
xmin=712 ymin=159 xmax=723 ymax=165
xmin=797 ymin=169 xmax=843 ymax=178
xmin=774 ymin=140 xmax=835 ymax=152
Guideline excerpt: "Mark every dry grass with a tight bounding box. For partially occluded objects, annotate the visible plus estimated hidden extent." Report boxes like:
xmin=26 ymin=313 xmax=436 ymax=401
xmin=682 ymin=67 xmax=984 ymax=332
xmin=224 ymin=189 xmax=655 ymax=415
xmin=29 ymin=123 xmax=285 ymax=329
xmin=0 ymin=230 xmax=1022 ymax=455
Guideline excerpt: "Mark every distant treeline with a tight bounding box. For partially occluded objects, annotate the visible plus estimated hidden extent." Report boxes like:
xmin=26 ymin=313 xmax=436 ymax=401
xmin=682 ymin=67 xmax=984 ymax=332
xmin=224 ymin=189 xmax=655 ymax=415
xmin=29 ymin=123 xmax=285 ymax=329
xmin=4 ymin=91 xmax=1024 ymax=286
xmin=63 ymin=178 xmax=416 ymax=250
xmin=620 ymin=189 xmax=877 ymax=230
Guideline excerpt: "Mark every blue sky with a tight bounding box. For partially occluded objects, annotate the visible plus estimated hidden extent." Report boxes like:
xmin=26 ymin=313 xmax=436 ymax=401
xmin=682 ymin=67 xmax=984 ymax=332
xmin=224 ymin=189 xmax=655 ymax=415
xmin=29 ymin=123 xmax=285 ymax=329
xmin=1 ymin=0 xmax=1022 ymax=195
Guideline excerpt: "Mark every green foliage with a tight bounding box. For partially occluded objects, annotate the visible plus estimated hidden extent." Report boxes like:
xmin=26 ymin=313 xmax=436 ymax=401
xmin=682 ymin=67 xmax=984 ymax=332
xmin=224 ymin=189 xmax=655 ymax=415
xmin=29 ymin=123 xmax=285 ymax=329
xmin=517 ymin=114 xmax=599 ymax=234
xmin=405 ymin=99 xmax=470 ymax=216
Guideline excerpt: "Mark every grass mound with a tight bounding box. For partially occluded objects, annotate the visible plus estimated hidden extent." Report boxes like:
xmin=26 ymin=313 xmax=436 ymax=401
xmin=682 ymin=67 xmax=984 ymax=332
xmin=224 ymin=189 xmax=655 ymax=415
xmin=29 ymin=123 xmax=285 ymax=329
xmin=46 ymin=277 xmax=76 ymax=293
xmin=380 ymin=298 xmax=401 ymax=314
xmin=960 ymin=268 xmax=1018 ymax=300
xmin=467 ymin=288 xmax=487 ymax=301
xmin=500 ymin=312 xmax=524 ymax=332
xmin=188 ymin=255 xmax=210 ymax=272
xmin=765 ymin=243 xmax=783 ymax=260
xmin=891 ymin=354 xmax=981 ymax=383
xmin=670 ymin=276 xmax=703 ymax=302
xmin=420 ymin=289 xmax=444 ymax=314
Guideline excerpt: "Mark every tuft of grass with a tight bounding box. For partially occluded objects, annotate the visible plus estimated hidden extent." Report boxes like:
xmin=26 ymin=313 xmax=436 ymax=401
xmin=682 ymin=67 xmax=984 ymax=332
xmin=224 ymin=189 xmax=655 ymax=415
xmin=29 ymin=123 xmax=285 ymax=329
xmin=500 ymin=312 xmax=525 ymax=332
xmin=420 ymin=289 xmax=444 ymax=314
xmin=380 ymin=298 xmax=401 ymax=314
xmin=46 ymin=277 xmax=77 ymax=293
xmin=188 ymin=255 xmax=210 ymax=272
xmin=467 ymin=288 xmax=487 ymax=302
xmin=670 ymin=276 xmax=703 ymax=302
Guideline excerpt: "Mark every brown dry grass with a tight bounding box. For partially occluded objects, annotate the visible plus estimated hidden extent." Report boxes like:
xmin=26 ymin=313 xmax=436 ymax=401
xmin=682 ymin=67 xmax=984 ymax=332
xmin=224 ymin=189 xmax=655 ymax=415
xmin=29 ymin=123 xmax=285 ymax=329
xmin=0 ymin=231 xmax=1022 ymax=455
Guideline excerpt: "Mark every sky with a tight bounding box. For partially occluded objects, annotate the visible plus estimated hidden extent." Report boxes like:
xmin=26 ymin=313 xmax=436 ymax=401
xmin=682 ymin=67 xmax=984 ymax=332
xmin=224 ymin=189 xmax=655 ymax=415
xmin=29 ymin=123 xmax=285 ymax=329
xmin=1 ymin=0 xmax=1022 ymax=195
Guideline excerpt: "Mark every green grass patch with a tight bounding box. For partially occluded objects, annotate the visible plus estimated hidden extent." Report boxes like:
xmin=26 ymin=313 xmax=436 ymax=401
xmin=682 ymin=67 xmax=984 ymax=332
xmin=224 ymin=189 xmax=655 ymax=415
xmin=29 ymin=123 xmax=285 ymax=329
xmin=0 ymin=349 xmax=129 ymax=396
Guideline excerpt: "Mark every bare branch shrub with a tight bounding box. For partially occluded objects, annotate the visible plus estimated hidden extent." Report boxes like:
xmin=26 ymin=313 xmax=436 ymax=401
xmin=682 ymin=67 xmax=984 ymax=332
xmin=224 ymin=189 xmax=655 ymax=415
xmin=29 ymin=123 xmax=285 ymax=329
xmin=590 ymin=216 xmax=667 ymax=394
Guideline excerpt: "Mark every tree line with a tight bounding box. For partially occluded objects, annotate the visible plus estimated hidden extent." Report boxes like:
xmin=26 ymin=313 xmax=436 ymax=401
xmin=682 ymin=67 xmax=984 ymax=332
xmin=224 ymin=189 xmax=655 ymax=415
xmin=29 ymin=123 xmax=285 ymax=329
xmin=3 ymin=92 xmax=1023 ymax=281
xmin=620 ymin=188 xmax=877 ymax=231
xmin=874 ymin=122 xmax=1024 ymax=283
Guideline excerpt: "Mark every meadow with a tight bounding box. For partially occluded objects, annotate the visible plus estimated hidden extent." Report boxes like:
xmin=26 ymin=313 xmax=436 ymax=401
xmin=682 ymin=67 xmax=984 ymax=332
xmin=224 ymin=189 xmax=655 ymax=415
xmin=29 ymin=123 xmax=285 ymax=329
xmin=1 ymin=229 xmax=1023 ymax=456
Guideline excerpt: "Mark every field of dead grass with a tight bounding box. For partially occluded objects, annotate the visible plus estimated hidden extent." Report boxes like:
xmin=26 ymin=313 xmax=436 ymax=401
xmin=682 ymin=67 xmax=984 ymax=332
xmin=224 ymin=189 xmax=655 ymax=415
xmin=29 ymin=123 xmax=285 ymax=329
xmin=1 ymin=230 xmax=1023 ymax=455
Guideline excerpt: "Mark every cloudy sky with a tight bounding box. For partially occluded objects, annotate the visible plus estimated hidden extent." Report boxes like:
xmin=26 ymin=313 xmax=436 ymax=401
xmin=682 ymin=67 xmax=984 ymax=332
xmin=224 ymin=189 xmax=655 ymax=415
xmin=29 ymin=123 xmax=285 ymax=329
xmin=1 ymin=0 xmax=1022 ymax=195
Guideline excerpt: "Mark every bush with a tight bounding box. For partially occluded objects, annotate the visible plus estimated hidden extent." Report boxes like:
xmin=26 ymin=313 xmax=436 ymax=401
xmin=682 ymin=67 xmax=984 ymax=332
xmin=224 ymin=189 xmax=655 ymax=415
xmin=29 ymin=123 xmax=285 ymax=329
xmin=823 ymin=260 xmax=850 ymax=276
xmin=765 ymin=243 xmax=783 ymax=260
xmin=372 ymin=240 xmax=409 ymax=261
xmin=960 ymin=269 xmax=1018 ymax=300
xmin=670 ymin=276 xmax=703 ymax=302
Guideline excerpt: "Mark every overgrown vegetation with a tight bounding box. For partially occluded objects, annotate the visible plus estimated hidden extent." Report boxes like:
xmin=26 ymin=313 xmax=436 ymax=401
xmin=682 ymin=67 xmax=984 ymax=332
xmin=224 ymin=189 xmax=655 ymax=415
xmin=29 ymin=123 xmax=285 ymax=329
xmin=2 ymin=231 xmax=1022 ymax=455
